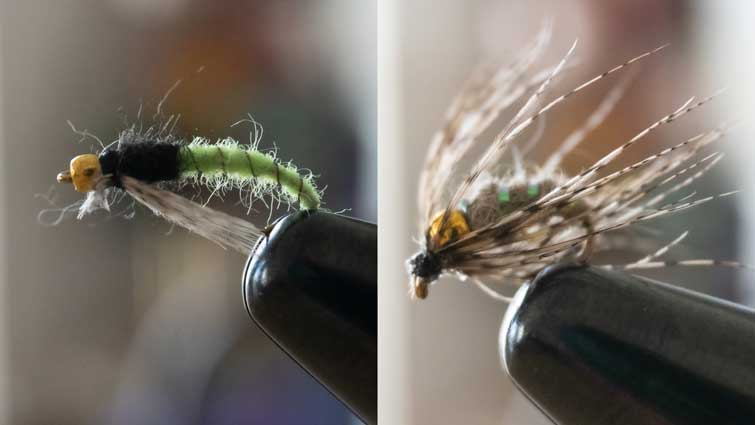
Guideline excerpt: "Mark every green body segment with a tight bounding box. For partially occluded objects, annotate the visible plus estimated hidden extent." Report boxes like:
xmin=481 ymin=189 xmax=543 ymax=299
xmin=495 ymin=181 xmax=553 ymax=216
xmin=526 ymin=184 xmax=539 ymax=198
xmin=177 ymin=145 xmax=320 ymax=210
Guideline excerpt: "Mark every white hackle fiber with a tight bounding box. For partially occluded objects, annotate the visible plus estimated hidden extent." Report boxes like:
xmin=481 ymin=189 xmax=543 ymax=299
xmin=122 ymin=176 xmax=262 ymax=255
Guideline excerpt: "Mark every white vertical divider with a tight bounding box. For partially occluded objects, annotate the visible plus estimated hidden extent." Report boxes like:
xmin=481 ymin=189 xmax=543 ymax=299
xmin=378 ymin=0 xmax=411 ymax=423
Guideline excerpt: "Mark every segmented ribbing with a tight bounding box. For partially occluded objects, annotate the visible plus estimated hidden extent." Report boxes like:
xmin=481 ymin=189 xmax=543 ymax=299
xmin=177 ymin=141 xmax=320 ymax=210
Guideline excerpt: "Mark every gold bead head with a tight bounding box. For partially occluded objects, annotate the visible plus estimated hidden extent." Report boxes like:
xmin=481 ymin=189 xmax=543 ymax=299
xmin=428 ymin=209 xmax=470 ymax=248
xmin=58 ymin=154 xmax=102 ymax=193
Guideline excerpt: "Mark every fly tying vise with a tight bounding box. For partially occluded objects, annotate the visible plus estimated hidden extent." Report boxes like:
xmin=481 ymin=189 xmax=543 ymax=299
xmin=408 ymin=24 xmax=746 ymax=301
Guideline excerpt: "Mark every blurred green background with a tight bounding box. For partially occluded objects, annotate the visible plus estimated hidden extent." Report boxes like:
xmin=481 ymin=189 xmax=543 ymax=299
xmin=0 ymin=1 xmax=374 ymax=424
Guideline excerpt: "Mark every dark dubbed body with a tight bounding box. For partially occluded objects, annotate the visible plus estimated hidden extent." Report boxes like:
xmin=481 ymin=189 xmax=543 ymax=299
xmin=98 ymin=142 xmax=182 ymax=188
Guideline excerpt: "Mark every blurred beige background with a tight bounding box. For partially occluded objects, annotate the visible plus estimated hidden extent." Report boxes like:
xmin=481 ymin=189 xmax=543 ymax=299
xmin=379 ymin=0 xmax=753 ymax=424
xmin=0 ymin=1 xmax=374 ymax=424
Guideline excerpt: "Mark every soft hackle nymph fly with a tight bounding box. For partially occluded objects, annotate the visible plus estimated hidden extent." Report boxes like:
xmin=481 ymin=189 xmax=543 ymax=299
xmin=52 ymin=112 xmax=321 ymax=255
xmin=408 ymin=25 xmax=744 ymax=301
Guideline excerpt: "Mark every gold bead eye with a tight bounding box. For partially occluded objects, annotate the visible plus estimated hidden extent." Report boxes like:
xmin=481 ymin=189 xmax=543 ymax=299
xmin=57 ymin=171 xmax=72 ymax=184
xmin=413 ymin=277 xmax=429 ymax=300
xmin=428 ymin=210 xmax=470 ymax=248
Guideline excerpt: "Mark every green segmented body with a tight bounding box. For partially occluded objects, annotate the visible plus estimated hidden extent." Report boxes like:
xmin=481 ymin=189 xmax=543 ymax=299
xmin=177 ymin=143 xmax=320 ymax=210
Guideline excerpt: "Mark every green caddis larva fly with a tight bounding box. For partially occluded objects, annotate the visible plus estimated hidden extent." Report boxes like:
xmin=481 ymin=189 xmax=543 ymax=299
xmin=54 ymin=117 xmax=320 ymax=255
xmin=408 ymin=24 xmax=746 ymax=301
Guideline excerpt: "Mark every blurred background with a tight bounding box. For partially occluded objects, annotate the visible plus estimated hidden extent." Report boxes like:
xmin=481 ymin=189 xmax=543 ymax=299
xmin=380 ymin=0 xmax=754 ymax=424
xmin=0 ymin=1 xmax=374 ymax=424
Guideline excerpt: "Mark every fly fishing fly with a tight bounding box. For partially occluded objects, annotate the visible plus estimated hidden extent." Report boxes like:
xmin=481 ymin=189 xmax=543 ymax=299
xmin=408 ymin=24 xmax=744 ymax=301
xmin=52 ymin=114 xmax=321 ymax=255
